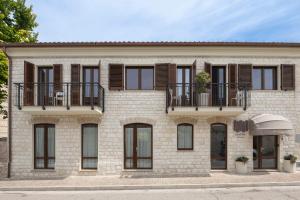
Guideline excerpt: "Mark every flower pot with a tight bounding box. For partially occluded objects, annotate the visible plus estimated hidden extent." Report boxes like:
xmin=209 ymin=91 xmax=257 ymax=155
xmin=283 ymin=160 xmax=296 ymax=173
xmin=235 ymin=161 xmax=248 ymax=174
xmin=197 ymin=93 xmax=209 ymax=106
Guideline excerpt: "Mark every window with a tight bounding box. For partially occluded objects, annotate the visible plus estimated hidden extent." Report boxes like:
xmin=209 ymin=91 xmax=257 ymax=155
xmin=126 ymin=67 xmax=154 ymax=90
xmin=124 ymin=124 xmax=152 ymax=169
xmin=82 ymin=124 xmax=98 ymax=169
xmin=252 ymin=67 xmax=277 ymax=90
xmin=34 ymin=124 xmax=55 ymax=169
xmin=177 ymin=124 xmax=193 ymax=150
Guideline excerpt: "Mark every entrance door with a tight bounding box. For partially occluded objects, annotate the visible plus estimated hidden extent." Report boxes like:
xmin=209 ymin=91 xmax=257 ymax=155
xmin=82 ymin=67 xmax=99 ymax=106
xmin=124 ymin=124 xmax=152 ymax=169
xmin=253 ymin=136 xmax=278 ymax=169
xmin=38 ymin=67 xmax=54 ymax=106
xmin=211 ymin=66 xmax=226 ymax=106
xmin=177 ymin=66 xmax=191 ymax=106
xmin=211 ymin=123 xmax=227 ymax=169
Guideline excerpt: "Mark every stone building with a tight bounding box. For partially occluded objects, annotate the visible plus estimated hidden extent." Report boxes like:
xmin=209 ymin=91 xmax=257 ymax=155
xmin=2 ymin=42 xmax=300 ymax=178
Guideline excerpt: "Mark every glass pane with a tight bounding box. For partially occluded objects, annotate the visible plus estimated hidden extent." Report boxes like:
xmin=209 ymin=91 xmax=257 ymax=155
xmin=261 ymin=136 xmax=276 ymax=157
xmin=177 ymin=68 xmax=183 ymax=96
xmin=48 ymin=158 xmax=55 ymax=169
xmin=141 ymin=68 xmax=153 ymax=90
xmin=125 ymin=159 xmax=133 ymax=168
xmin=36 ymin=158 xmax=44 ymax=168
xmin=83 ymin=158 xmax=97 ymax=169
xmin=211 ymin=124 xmax=226 ymax=169
xmin=48 ymin=69 xmax=54 ymax=97
xmin=253 ymin=69 xmax=262 ymax=89
xmin=84 ymin=69 xmax=91 ymax=97
xmin=35 ymin=127 xmax=44 ymax=157
xmin=47 ymin=127 xmax=55 ymax=158
xmin=137 ymin=127 xmax=151 ymax=158
xmin=253 ymin=136 xmax=259 ymax=169
xmin=264 ymin=69 xmax=274 ymax=90
xmin=261 ymin=159 xmax=276 ymax=169
xmin=126 ymin=68 xmax=139 ymax=89
xmin=93 ymin=69 xmax=99 ymax=97
xmin=125 ymin=127 xmax=134 ymax=157
xmin=178 ymin=125 xmax=192 ymax=149
xmin=137 ymin=159 xmax=151 ymax=168
xmin=83 ymin=126 xmax=98 ymax=158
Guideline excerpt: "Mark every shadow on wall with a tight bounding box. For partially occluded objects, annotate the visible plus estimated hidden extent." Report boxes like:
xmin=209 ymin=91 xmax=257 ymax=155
xmin=0 ymin=137 xmax=8 ymax=178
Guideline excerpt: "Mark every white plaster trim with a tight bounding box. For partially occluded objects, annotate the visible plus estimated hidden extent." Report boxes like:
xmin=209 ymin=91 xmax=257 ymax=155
xmin=29 ymin=116 xmax=60 ymax=124
xmin=77 ymin=116 xmax=101 ymax=124
xmin=120 ymin=117 xmax=156 ymax=126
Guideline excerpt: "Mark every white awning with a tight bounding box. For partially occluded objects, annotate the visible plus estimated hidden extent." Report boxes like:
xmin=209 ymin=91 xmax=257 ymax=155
xmin=250 ymin=114 xmax=293 ymax=136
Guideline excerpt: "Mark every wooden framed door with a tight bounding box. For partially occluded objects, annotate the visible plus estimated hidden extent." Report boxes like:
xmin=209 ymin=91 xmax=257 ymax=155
xmin=124 ymin=124 xmax=152 ymax=169
xmin=253 ymin=135 xmax=278 ymax=169
xmin=38 ymin=67 xmax=54 ymax=106
xmin=82 ymin=67 xmax=99 ymax=106
xmin=211 ymin=123 xmax=227 ymax=169
xmin=177 ymin=66 xmax=191 ymax=106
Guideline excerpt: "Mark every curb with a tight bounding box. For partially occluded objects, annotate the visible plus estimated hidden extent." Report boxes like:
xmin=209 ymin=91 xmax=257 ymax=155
xmin=1 ymin=181 xmax=300 ymax=191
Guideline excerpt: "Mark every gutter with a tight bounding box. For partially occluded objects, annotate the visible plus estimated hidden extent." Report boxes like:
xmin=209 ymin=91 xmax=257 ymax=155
xmin=2 ymin=47 xmax=12 ymax=178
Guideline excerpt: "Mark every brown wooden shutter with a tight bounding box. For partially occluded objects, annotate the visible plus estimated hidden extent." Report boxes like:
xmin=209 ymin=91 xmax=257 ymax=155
xmin=53 ymin=64 xmax=62 ymax=91
xmin=204 ymin=62 xmax=211 ymax=76
xmin=238 ymin=64 xmax=252 ymax=89
xmin=192 ymin=60 xmax=197 ymax=105
xmin=155 ymin=63 xmax=169 ymax=90
xmin=109 ymin=64 xmax=124 ymax=90
xmin=71 ymin=64 xmax=80 ymax=105
xmin=281 ymin=64 xmax=295 ymax=90
xmin=24 ymin=61 xmax=34 ymax=106
xmin=168 ymin=63 xmax=177 ymax=85
xmin=228 ymin=64 xmax=237 ymax=106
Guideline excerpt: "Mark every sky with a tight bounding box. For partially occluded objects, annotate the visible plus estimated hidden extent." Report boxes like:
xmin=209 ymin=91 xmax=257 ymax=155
xmin=26 ymin=0 xmax=300 ymax=42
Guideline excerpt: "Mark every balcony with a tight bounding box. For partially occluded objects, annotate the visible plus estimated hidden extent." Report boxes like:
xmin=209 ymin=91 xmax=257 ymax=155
xmin=166 ymin=83 xmax=250 ymax=117
xmin=14 ymin=82 xmax=104 ymax=116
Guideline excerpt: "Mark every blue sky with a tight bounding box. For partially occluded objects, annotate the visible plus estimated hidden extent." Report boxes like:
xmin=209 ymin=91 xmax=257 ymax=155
xmin=26 ymin=0 xmax=300 ymax=42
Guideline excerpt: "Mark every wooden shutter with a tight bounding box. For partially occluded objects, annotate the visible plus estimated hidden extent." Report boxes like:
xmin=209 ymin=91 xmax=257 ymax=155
xmin=228 ymin=64 xmax=237 ymax=106
xmin=24 ymin=61 xmax=34 ymax=106
xmin=71 ymin=64 xmax=80 ymax=105
xmin=238 ymin=64 xmax=252 ymax=89
xmin=109 ymin=64 xmax=124 ymax=90
xmin=192 ymin=60 xmax=197 ymax=105
xmin=281 ymin=64 xmax=295 ymax=90
xmin=168 ymin=63 xmax=177 ymax=85
xmin=155 ymin=63 xmax=169 ymax=90
xmin=204 ymin=62 xmax=211 ymax=76
xmin=53 ymin=64 xmax=62 ymax=92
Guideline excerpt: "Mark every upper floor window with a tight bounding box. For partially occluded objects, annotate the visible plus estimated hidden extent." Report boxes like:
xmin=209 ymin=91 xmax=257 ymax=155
xmin=252 ymin=67 xmax=277 ymax=90
xmin=126 ymin=67 xmax=154 ymax=90
xmin=34 ymin=124 xmax=55 ymax=169
xmin=177 ymin=123 xmax=193 ymax=150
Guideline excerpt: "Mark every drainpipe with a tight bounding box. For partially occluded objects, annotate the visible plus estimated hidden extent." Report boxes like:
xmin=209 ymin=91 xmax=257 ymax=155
xmin=2 ymin=47 xmax=12 ymax=178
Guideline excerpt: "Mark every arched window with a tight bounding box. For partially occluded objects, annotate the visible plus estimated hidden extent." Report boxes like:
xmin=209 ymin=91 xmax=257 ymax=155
xmin=82 ymin=124 xmax=98 ymax=169
xmin=34 ymin=124 xmax=55 ymax=169
xmin=124 ymin=123 xmax=152 ymax=169
xmin=177 ymin=123 xmax=193 ymax=150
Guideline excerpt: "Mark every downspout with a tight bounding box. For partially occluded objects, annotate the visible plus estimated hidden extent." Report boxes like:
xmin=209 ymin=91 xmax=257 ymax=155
xmin=2 ymin=47 xmax=12 ymax=178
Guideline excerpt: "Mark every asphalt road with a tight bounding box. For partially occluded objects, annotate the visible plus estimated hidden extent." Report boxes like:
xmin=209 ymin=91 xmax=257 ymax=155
xmin=1 ymin=186 xmax=300 ymax=200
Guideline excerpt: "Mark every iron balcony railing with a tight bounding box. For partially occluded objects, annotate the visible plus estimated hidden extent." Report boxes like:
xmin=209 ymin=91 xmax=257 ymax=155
xmin=14 ymin=82 xmax=105 ymax=112
xmin=166 ymin=83 xmax=251 ymax=112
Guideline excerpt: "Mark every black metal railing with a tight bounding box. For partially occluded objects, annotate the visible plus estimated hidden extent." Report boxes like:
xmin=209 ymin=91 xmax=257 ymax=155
xmin=14 ymin=82 xmax=105 ymax=112
xmin=166 ymin=83 xmax=250 ymax=112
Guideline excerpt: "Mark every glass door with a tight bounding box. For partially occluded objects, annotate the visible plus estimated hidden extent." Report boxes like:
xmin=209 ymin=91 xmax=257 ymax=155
xmin=82 ymin=67 xmax=99 ymax=106
xmin=124 ymin=124 xmax=152 ymax=169
xmin=211 ymin=66 xmax=226 ymax=106
xmin=38 ymin=67 xmax=54 ymax=106
xmin=211 ymin=123 xmax=227 ymax=169
xmin=177 ymin=66 xmax=191 ymax=106
xmin=253 ymin=136 xmax=278 ymax=169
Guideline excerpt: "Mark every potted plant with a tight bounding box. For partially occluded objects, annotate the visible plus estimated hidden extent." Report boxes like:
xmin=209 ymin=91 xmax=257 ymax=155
xmin=235 ymin=156 xmax=249 ymax=174
xmin=283 ymin=154 xmax=297 ymax=173
xmin=195 ymin=71 xmax=211 ymax=106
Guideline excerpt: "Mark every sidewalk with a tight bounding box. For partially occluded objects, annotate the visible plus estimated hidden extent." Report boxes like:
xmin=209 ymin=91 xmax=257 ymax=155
xmin=0 ymin=172 xmax=300 ymax=191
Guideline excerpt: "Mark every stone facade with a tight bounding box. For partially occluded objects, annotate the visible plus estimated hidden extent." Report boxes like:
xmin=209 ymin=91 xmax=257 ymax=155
xmin=8 ymin=49 xmax=300 ymax=178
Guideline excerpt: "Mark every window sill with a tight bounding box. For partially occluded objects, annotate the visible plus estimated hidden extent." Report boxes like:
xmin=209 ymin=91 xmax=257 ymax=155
xmin=79 ymin=169 xmax=97 ymax=172
xmin=31 ymin=169 xmax=56 ymax=173
xmin=177 ymin=149 xmax=194 ymax=151
xmin=122 ymin=169 xmax=153 ymax=172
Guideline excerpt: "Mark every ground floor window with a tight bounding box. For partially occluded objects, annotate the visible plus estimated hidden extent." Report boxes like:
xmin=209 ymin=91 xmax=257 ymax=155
xmin=124 ymin=123 xmax=152 ymax=169
xmin=34 ymin=124 xmax=55 ymax=169
xmin=177 ymin=123 xmax=193 ymax=150
xmin=82 ymin=124 xmax=98 ymax=169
